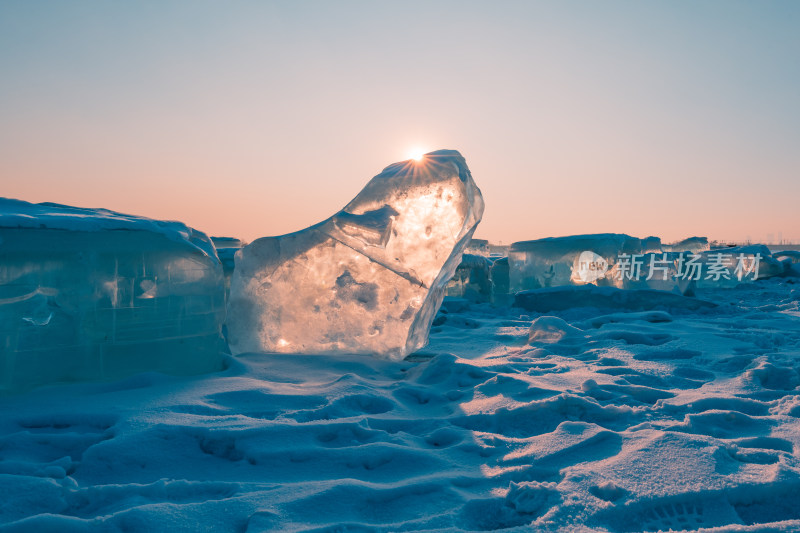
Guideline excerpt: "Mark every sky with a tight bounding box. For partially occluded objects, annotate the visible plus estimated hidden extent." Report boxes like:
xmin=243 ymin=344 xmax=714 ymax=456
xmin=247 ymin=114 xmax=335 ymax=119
xmin=1 ymin=1 xmax=798 ymax=245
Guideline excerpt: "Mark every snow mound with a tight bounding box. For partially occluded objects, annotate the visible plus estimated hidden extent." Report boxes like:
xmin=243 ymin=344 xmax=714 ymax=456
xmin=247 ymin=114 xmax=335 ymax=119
xmin=528 ymin=316 xmax=585 ymax=344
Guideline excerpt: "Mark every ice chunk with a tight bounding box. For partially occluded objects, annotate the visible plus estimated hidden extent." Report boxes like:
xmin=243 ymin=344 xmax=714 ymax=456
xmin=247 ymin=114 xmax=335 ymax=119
xmin=642 ymin=236 xmax=663 ymax=253
xmin=465 ymin=238 xmax=490 ymax=255
xmin=211 ymin=237 xmax=246 ymax=249
xmin=604 ymin=245 xmax=786 ymax=292
xmin=226 ymin=150 xmax=484 ymax=360
xmin=608 ymin=251 xmax=696 ymax=295
xmin=509 ymin=233 xmax=648 ymax=292
xmin=490 ymin=256 xmax=511 ymax=305
xmin=773 ymin=250 xmax=800 ymax=277
xmin=508 ymin=234 xmax=721 ymax=295
xmin=774 ymin=250 xmax=800 ymax=263
xmin=692 ymin=245 xmax=787 ymax=288
xmin=211 ymin=236 xmax=247 ymax=302
xmin=445 ymin=253 xmax=493 ymax=303
xmin=664 ymin=236 xmax=710 ymax=253
xmin=0 ymin=198 xmax=225 ymax=392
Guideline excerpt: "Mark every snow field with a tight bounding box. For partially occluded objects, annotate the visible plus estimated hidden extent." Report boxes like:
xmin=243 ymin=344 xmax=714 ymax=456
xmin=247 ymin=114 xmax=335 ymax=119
xmin=1 ymin=278 xmax=799 ymax=531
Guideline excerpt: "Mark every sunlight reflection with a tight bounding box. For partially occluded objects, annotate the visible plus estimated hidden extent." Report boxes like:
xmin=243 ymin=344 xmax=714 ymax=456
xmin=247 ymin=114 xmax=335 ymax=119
xmin=406 ymin=148 xmax=427 ymax=162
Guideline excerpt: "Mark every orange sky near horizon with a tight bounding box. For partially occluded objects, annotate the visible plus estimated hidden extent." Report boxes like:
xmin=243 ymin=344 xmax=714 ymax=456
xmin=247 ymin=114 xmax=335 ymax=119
xmin=1 ymin=1 xmax=798 ymax=245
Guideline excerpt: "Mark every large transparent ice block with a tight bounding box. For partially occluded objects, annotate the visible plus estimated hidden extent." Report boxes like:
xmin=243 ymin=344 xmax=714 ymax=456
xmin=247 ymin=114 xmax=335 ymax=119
xmin=226 ymin=150 xmax=484 ymax=360
xmin=0 ymin=199 xmax=226 ymax=392
xmin=509 ymin=233 xmax=646 ymax=292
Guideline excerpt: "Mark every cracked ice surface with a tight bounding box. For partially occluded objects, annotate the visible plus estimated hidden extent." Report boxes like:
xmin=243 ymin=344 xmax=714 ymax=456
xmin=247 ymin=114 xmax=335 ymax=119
xmin=227 ymin=149 xmax=484 ymax=360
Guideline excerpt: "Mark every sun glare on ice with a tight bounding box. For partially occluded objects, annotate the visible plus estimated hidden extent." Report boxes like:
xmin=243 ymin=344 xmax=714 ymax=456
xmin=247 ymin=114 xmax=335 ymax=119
xmin=407 ymin=148 xmax=427 ymax=162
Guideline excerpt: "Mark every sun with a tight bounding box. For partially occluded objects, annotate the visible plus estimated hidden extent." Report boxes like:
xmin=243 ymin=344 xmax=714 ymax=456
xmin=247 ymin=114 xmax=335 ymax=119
xmin=407 ymin=148 xmax=427 ymax=162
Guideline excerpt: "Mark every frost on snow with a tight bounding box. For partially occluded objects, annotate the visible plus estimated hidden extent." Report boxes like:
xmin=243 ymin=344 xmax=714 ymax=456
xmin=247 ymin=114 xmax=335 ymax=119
xmin=226 ymin=150 xmax=484 ymax=360
xmin=0 ymin=198 xmax=226 ymax=392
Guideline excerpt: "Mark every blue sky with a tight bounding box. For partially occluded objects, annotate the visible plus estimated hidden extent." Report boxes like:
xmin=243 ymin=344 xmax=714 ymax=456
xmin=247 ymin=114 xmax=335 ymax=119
xmin=1 ymin=1 xmax=798 ymax=243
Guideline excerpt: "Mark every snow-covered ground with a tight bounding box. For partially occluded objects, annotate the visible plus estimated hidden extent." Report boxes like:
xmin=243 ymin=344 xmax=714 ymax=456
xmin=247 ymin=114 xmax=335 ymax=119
xmin=1 ymin=278 xmax=800 ymax=532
